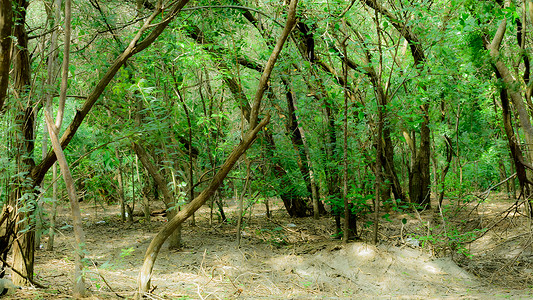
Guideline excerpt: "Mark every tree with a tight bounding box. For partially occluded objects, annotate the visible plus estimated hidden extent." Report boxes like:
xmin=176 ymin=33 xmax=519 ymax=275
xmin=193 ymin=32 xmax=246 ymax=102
xmin=2 ymin=0 xmax=194 ymax=288
xmin=136 ymin=0 xmax=298 ymax=294
xmin=0 ymin=0 xmax=11 ymax=110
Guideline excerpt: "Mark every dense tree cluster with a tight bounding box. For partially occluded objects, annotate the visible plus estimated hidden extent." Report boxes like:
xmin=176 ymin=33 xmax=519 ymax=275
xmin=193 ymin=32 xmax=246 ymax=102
xmin=0 ymin=0 xmax=530 ymax=297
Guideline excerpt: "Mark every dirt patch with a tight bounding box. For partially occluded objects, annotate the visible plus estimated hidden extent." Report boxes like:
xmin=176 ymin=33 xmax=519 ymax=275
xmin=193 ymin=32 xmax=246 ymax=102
xmin=5 ymin=197 xmax=533 ymax=299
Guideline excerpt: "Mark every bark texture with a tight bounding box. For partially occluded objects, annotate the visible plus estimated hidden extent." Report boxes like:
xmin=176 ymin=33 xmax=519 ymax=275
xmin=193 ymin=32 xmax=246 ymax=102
xmin=0 ymin=0 xmax=12 ymax=111
xmin=10 ymin=0 xmax=35 ymax=286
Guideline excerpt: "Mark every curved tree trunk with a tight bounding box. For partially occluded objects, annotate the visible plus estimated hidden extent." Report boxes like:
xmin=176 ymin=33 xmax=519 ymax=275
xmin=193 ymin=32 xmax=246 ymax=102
xmin=31 ymin=0 xmax=192 ymax=186
xmin=486 ymin=14 xmax=533 ymax=207
xmin=137 ymin=116 xmax=270 ymax=296
xmin=136 ymin=0 xmax=297 ymax=294
xmin=186 ymin=23 xmax=310 ymax=217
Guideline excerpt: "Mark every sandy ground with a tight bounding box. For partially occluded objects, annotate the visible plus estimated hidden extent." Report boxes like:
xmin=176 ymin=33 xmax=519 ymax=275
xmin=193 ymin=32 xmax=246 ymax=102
xmin=5 ymin=196 xmax=533 ymax=299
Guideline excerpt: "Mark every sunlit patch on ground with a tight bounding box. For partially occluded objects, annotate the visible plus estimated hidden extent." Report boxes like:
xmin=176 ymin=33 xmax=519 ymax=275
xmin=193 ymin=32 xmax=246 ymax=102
xmin=4 ymin=196 xmax=533 ymax=299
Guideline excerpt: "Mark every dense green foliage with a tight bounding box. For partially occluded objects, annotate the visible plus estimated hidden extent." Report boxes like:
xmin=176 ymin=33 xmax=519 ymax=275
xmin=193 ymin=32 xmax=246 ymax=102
xmin=1 ymin=1 xmax=532 ymax=284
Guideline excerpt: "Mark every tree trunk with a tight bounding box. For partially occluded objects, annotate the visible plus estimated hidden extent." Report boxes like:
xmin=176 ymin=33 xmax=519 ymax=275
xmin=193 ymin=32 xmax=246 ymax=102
xmin=283 ymin=78 xmax=314 ymax=200
xmin=46 ymin=163 xmax=58 ymax=251
xmin=237 ymin=157 xmax=251 ymax=247
xmin=488 ymin=18 xmax=533 ymax=172
xmin=341 ymin=36 xmax=351 ymax=242
xmin=438 ymin=135 xmax=454 ymax=207
xmin=45 ymin=111 xmax=87 ymax=297
xmin=173 ymin=83 xmax=196 ymax=227
xmin=498 ymin=73 xmax=530 ymax=197
xmin=133 ymin=142 xmax=182 ymax=248
xmin=409 ymin=104 xmax=431 ymax=208
xmin=10 ymin=0 xmax=35 ymax=286
xmin=186 ymin=24 xmax=309 ymax=217
xmin=44 ymin=0 xmax=87 ymax=294
xmin=362 ymin=0 xmax=430 ymax=208
xmin=115 ymin=149 xmax=126 ymax=222
xmin=137 ymin=116 xmax=270 ymax=296
xmin=0 ymin=0 xmax=12 ymax=111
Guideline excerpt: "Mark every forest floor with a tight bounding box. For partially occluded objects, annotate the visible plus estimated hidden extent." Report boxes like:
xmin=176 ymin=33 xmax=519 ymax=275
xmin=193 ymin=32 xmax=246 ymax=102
xmin=7 ymin=194 xmax=533 ymax=299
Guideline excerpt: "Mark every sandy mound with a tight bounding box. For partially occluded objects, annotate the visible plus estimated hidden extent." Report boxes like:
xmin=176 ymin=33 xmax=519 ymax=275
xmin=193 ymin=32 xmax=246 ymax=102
xmin=5 ymin=198 xmax=533 ymax=299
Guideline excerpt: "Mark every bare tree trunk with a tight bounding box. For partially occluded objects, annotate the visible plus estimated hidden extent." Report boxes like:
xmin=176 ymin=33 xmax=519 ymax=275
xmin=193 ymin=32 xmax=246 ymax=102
xmin=129 ymin=157 xmax=135 ymax=223
xmin=136 ymin=0 xmax=297 ymax=294
xmin=46 ymin=163 xmax=58 ymax=251
xmin=44 ymin=112 xmax=87 ymax=297
xmin=0 ymin=0 xmax=12 ymax=110
xmin=373 ymin=9 xmax=383 ymax=244
xmin=44 ymin=0 xmax=87 ymax=295
xmin=36 ymin=0 xmax=59 ymax=250
xmin=340 ymin=35 xmax=351 ymax=242
xmin=115 ymin=149 xmax=126 ymax=222
xmin=35 ymin=119 xmax=49 ymax=250
xmin=173 ymin=83 xmax=196 ymax=227
xmin=237 ymin=157 xmax=251 ymax=247
xmin=438 ymin=135 xmax=454 ymax=207
xmin=133 ymin=142 xmax=182 ymax=248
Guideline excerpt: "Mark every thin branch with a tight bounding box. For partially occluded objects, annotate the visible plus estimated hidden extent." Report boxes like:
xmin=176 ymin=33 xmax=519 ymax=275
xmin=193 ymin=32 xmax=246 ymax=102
xmin=0 ymin=256 xmax=46 ymax=289
xmin=181 ymin=5 xmax=285 ymax=27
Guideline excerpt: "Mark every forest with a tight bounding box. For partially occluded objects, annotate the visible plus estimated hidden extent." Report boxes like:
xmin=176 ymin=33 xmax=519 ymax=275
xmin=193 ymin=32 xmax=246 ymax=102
xmin=1 ymin=0 xmax=533 ymax=298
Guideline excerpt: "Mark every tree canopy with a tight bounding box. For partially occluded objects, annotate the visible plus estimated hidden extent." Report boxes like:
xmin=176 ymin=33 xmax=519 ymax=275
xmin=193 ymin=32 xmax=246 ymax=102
xmin=1 ymin=0 xmax=532 ymax=297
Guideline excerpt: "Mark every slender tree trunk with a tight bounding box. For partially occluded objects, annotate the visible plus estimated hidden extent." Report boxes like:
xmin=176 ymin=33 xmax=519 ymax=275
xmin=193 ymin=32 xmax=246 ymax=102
xmin=115 ymin=149 xmax=126 ymax=222
xmin=44 ymin=112 xmax=87 ymax=297
xmin=498 ymin=159 xmax=510 ymax=196
xmin=237 ymin=157 xmax=251 ymax=247
xmin=35 ymin=125 xmax=48 ymax=250
xmin=141 ymin=180 xmax=151 ymax=225
xmin=438 ymin=135 xmax=454 ymax=207
xmin=498 ymin=73 xmax=530 ymax=199
xmin=409 ymin=104 xmax=431 ymax=208
xmin=129 ymin=157 xmax=135 ymax=222
xmin=0 ymin=0 xmax=12 ymax=111
xmin=283 ymin=78 xmax=314 ymax=199
xmin=44 ymin=0 xmax=87 ymax=295
xmin=133 ymin=142 xmax=183 ymax=248
xmin=38 ymin=0 xmax=61 ymax=250
xmin=341 ymin=36 xmax=351 ymax=242
xmin=46 ymin=163 xmax=58 ymax=251
xmin=173 ymin=84 xmax=195 ymax=226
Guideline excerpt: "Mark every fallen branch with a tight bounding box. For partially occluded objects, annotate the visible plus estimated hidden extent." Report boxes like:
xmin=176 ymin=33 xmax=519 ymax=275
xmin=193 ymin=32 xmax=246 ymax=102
xmin=0 ymin=256 xmax=46 ymax=289
xmin=90 ymin=261 xmax=124 ymax=298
